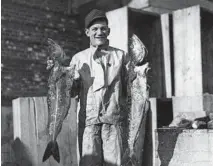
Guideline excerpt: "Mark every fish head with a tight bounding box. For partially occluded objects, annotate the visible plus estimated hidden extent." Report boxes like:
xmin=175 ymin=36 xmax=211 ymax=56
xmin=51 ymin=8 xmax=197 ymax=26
xmin=134 ymin=62 xmax=150 ymax=78
xmin=46 ymin=38 xmax=67 ymax=68
xmin=129 ymin=34 xmax=148 ymax=65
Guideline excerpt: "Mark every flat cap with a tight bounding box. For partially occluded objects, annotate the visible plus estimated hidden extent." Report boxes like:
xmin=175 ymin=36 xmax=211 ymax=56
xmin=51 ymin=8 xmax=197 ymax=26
xmin=85 ymin=9 xmax=108 ymax=28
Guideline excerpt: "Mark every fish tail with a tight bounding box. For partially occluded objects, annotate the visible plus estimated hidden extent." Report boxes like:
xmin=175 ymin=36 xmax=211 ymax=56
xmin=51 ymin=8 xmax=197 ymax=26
xmin=42 ymin=141 xmax=60 ymax=163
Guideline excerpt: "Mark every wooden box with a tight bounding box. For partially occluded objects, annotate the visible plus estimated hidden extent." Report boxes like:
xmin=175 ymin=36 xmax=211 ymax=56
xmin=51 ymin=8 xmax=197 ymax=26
xmin=12 ymin=97 xmax=78 ymax=166
xmin=156 ymin=129 xmax=213 ymax=166
xmin=173 ymin=5 xmax=213 ymax=97
xmin=107 ymin=7 xmax=172 ymax=98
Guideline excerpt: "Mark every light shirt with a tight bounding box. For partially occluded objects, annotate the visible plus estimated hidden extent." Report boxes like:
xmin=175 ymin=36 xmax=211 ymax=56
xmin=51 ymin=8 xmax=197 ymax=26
xmin=70 ymin=44 xmax=130 ymax=126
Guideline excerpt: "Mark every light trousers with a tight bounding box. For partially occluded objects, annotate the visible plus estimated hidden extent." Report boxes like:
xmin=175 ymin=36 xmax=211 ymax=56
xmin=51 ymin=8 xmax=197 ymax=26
xmin=80 ymin=124 xmax=123 ymax=166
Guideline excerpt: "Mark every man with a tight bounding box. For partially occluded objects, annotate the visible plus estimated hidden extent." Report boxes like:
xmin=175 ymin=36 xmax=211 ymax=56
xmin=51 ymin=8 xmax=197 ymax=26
xmin=70 ymin=9 xmax=130 ymax=166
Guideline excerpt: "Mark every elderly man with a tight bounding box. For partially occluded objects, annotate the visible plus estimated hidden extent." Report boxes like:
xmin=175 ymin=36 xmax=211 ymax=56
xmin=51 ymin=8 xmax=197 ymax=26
xmin=70 ymin=9 xmax=130 ymax=166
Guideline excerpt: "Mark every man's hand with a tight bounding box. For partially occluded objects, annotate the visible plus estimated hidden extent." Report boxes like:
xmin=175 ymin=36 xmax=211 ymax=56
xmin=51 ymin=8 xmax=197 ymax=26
xmin=46 ymin=58 xmax=54 ymax=70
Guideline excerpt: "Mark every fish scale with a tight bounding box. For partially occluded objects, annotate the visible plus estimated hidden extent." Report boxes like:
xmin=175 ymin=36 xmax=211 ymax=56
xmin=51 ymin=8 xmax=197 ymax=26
xmin=43 ymin=38 xmax=75 ymax=163
xmin=122 ymin=34 xmax=150 ymax=166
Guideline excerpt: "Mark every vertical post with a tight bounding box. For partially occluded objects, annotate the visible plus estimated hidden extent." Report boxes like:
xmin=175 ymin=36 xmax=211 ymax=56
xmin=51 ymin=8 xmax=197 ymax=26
xmin=161 ymin=13 xmax=172 ymax=98
xmin=149 ymin=98 xmax=159 ymax=166
xmin=173 ymin=5 xmax=202 ymax=97
xmin=106 ymin=6 xmax=128 ymax=52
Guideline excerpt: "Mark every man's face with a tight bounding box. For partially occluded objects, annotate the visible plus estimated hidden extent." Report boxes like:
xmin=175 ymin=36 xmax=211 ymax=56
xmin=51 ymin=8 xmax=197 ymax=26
xmin=85 ymin=20 xmax=110 ymax=46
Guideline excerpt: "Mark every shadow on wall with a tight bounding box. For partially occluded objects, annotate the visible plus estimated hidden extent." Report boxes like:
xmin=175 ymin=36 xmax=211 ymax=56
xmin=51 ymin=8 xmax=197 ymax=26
xmin=11 ymin=137 xmax=33 ymax=166
xmin=142 ymin=107 xmax=153 ymax=166
xmin=157 ymin=129 xmax=183 ymax=166
xmin=142 ymin=98 xmax=179 ymax=166
xmin=156 ymin=99 xmax=173 ymax=128
xmin=80 ymin=155 xmax=118 ymax=166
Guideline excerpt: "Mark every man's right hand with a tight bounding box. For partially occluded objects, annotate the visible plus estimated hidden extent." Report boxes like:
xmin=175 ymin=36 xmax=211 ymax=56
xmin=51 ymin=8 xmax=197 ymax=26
xmin=46 ymin=58 xmax=54 ymax=70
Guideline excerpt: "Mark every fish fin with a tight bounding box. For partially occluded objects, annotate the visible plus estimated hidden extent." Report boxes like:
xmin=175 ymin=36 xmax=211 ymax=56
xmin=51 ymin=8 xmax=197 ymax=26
xmin=42 ymin=141 xmax=60 ymax=163
xmin=42 ymin=141 xmax=53 ymax=162
xmin=52 ymin=141 xmax=60 ymax=163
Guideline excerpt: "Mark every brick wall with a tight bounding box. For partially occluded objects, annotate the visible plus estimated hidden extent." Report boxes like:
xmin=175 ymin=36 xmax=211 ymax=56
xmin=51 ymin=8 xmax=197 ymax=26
xmin=8 ymin=0 xmax=70 ymax=13
xmin=1 ymin=0 xmax=83 ymax=106
xmin=1 ymin=1 xmax=83 ymax=164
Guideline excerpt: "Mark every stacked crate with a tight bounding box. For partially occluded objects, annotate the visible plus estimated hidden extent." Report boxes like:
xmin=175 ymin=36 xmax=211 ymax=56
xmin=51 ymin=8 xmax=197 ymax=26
xmin=154 ymin=5 xmax=213 ymax=166
xmin=107 ymin=3 xmax=213 ymax=166
xmin=172 ymin=5 xmax=213 ymax=119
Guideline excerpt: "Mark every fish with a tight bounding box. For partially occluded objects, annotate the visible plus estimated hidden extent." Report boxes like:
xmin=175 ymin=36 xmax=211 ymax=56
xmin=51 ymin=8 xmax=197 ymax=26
xmin=169 ymin=114 xmax=193 ymax=129
xmin=122 ymin=34 xmax=150 ymax=166
xmin=42 ymin=38 xmax=75 ymax=163
xmin=128 ymin=33 xmax=148 ymax=66
xmin=191 ymin=114 xmax=213 ymax=129
xmin=169 ymin=113 xmax=213 ymax=129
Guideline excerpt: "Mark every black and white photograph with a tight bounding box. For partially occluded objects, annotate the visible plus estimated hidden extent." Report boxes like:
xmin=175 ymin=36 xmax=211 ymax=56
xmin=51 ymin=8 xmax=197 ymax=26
xmin=1 ymin=0 xmax=213 ymax=166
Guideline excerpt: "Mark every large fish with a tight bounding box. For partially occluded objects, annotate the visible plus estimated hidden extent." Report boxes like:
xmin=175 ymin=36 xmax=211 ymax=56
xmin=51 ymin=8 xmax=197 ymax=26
xmin=122 ymin=34 xmax=150 ymax=166
xmin=128 ymin=33 xmax=148 ymax=65
xmin=42 ymin=38 xmax=75 ymax=163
